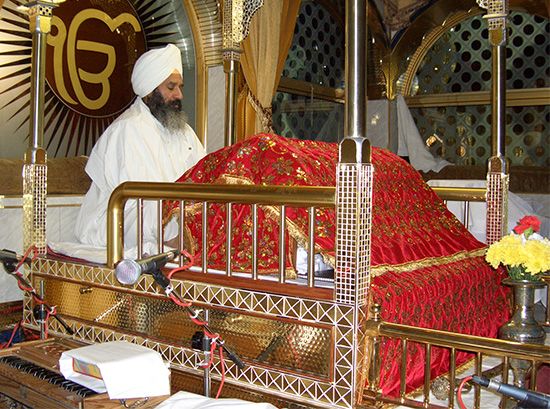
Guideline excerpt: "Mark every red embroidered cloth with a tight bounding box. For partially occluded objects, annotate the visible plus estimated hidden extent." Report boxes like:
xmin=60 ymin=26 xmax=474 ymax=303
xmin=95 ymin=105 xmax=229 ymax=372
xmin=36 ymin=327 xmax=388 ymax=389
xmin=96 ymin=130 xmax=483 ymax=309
xmin=164 ymin=134 xmax=510 ymax=396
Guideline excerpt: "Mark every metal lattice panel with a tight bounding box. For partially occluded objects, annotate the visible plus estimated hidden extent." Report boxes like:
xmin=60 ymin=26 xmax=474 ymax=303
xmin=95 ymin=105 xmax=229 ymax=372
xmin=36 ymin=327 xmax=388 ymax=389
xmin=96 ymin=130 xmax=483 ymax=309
xmin=415 ymin=12 xmax=548 ymax=94
xmin=28 ymin=314 xmax=357 ymax=408
xmin=32 ymin=259 xmax=342 ymax=324
xmin=413 ymin=104 xmax=550 ymax=166
xmin=31 ymin=277 xmax=333 ymax=377
xmin=273 ymin=1 xmax=345 ymax=141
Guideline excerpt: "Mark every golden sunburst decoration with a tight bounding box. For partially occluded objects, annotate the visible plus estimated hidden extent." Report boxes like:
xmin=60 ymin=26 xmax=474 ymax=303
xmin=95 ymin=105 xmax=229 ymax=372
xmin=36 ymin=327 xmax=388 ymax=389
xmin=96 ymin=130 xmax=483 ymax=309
xmin=0 ymin=0 xmax=190 ymax=157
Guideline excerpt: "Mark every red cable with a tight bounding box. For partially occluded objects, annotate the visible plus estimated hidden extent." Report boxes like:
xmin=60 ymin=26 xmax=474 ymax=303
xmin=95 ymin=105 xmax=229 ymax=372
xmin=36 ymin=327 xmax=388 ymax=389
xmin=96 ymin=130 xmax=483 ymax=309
xmin=215 ymin=346 xmax=226 ymax=399
xmin=12 ymin=246 xmax=56 ymax=339
xmin=164 ymin=254 xmax=229 ymax=399
xmin=166 ymin=250 xmax=195 ymax=279
xmin=0 ymin=321 xmax=21 ymax=349
xmin=457 ymin=375 xmax=473 ymax=409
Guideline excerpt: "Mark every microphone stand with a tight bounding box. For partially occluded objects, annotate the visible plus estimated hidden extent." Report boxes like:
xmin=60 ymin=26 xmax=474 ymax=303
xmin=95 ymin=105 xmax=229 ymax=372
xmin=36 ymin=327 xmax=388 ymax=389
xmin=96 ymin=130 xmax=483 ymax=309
xmin=202 ymin=309 xmax=211 ymax=397
xmin=149 ymin=268 xmax=245 ymax=397
xmin=2 ymin=260 xmax=74 ymax=338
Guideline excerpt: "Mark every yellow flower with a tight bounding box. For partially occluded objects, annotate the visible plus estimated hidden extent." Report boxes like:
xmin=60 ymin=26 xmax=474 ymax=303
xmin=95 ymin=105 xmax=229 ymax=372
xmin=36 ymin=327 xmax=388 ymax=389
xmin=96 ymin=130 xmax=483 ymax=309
xmin=485 ymin=216 xmax=550 ymax=281
xmin=523 ymin=239 xmax=550 ymax=275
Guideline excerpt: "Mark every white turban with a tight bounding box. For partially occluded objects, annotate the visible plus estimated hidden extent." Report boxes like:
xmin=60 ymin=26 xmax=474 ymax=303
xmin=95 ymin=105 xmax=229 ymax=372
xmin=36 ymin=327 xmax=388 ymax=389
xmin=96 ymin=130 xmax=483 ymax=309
xmin=131 ymin=44 xmax=183 ymax=98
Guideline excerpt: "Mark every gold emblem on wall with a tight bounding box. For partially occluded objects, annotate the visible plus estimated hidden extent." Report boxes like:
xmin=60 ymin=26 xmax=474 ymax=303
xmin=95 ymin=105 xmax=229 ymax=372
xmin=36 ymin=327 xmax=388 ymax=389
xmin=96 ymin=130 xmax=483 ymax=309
xmin=46 ymin=1 xmax=145 ymax=117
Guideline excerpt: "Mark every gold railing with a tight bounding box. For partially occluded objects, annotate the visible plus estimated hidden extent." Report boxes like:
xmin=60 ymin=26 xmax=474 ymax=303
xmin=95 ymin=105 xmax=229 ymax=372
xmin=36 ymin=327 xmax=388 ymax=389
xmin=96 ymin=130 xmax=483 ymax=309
xmin=364 ymin=305 xmax=550 ymax=409
xmin=106 ymin=182 xmax=335 ymax=290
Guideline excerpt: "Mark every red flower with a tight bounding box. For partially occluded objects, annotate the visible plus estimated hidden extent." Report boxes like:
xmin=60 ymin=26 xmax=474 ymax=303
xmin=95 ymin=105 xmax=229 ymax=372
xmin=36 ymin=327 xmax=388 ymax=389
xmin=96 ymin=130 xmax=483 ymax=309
xmin=513 ymin=215 xmax=541 ymax=235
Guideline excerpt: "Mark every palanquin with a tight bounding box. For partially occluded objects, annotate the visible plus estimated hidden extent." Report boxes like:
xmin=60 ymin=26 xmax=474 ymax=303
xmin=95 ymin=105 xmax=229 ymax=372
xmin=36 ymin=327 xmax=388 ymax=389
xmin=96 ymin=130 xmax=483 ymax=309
xmin=3 ymin=133 xmax=545 ymax=409
xmin=1 ymin=0 xmax=549 ymax=407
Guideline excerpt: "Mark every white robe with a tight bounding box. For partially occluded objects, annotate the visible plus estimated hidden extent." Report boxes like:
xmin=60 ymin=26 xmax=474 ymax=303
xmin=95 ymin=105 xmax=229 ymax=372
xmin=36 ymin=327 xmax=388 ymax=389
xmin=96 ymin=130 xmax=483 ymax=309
xmin=75 ymin=98 xmax=206 ymax=249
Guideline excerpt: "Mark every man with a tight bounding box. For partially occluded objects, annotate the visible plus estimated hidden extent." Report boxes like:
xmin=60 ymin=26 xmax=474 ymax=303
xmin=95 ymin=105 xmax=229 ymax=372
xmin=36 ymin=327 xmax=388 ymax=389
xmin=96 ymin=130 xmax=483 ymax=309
xmin=74 ymin=44 xmax=206 ymax=250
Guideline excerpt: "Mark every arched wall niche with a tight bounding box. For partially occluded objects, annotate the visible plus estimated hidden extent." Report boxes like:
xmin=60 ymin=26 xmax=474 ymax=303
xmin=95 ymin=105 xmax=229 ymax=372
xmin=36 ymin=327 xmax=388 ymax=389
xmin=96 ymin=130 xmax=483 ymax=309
xmin=389 ymin=0 xmax=549 ymax=168
xmin=392 ymin=0 xmax=549 ymax=96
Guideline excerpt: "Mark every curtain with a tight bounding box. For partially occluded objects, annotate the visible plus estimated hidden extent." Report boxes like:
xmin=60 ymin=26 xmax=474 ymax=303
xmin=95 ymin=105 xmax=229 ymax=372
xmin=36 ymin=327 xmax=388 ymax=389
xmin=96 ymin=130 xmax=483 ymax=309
xmin=236 ymin=0 xmax=301 ymax=141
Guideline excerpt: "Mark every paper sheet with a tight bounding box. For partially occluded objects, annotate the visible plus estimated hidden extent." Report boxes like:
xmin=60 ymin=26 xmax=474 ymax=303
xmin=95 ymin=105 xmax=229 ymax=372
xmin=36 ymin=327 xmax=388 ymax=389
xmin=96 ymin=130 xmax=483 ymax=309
xmin=59 ymin=341 xmax=170 ymax=399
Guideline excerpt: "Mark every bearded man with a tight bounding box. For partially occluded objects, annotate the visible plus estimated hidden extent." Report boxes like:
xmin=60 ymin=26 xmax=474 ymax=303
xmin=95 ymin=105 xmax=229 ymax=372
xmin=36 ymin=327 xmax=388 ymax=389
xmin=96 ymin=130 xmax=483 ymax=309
xmin=74 ymin=44 xmax=206 ymax=250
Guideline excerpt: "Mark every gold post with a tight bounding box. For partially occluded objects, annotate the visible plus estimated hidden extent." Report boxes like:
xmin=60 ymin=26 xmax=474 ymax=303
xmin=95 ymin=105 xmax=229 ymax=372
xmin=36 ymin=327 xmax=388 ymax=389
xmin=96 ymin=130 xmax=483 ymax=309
xmin=477 ymin=0 xmax=509 ymax=244
xmin=334 ymin=3 xmax=372 ymax=406
xmin=22 ymin=0 xmax=63 ymax=254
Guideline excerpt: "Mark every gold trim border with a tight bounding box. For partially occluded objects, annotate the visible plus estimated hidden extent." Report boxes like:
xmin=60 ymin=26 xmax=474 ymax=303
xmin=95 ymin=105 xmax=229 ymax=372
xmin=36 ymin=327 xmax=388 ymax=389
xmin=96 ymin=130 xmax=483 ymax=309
xmin=405 ymin=88 xmax=550 ymax=108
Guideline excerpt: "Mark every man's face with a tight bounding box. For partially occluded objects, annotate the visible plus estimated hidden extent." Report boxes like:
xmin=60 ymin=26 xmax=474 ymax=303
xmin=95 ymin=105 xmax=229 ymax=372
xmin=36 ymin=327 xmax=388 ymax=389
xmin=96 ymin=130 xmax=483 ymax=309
xmin=144 ymin=71 xmax=188 ymax=132
xmin=157 ymin=72 xmax=184 ymax=107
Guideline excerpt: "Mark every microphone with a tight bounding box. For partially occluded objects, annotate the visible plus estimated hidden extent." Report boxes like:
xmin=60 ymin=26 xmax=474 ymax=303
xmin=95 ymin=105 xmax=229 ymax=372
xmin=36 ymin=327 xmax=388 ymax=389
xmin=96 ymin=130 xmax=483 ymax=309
xmin=0 ymin=249 xmax=31 ymax=272
xmin=472 ymin=376 xmax=550 ymax=409
xmin=115 ymin=250 xmax=179 ymax=285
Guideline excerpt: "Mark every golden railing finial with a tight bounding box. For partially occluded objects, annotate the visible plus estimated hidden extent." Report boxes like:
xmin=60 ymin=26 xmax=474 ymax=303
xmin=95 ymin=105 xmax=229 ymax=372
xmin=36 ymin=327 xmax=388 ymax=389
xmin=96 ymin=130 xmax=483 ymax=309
xmin=476 ymin=0 xmax=508 ymax=46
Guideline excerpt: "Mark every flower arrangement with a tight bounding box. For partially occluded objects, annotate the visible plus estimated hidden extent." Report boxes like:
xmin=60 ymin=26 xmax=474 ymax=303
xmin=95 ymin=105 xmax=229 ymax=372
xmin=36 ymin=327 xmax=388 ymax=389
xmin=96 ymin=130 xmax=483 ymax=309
xmin=485 ymin=215 xmax=550 ymax=282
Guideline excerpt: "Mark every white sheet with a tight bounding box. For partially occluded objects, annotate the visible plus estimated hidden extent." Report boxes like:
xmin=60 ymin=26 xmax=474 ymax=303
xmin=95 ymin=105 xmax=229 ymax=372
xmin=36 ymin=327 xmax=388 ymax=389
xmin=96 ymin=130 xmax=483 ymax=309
xmin=396 ymin=95 xmax=451 ymax=172
xmin=155 ymin=391 xmax=277 ymax=409
xmin=427 ymin=179 xmax=550 ymax=241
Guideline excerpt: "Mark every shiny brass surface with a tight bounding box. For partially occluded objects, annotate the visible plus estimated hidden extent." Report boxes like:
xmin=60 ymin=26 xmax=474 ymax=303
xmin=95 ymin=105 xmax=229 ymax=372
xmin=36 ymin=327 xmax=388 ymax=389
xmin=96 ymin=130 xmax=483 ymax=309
xmin=278 ymin=77 xmax=345 ymax=104
xmin=366 ymin=319 xmax=550 ymax=362
xmin=224 ymin=58 xmax=238 ymax=146
xmin=431 ymin=186 xmax=486 ymax=202
xmin=405 ymin=88 xmax=550 ymax=108
xmin=30 ymin=256 xmax=362 ymax=407
xmin=36 ymin=276 xmax=333 ymax=378
xmin=344 ymin=0 xmax=368 ymax=139
xmin=22 ymin=162 xmax=47 ymax=254
xmin=486 ymin=170 xmax=509 ymax=244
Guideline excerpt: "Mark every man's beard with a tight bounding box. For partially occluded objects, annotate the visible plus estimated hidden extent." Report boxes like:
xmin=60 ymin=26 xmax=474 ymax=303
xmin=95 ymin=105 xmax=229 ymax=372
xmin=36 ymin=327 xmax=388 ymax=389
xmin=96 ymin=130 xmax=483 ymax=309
xmin=145 ymin=89 xmax=189 ymax=133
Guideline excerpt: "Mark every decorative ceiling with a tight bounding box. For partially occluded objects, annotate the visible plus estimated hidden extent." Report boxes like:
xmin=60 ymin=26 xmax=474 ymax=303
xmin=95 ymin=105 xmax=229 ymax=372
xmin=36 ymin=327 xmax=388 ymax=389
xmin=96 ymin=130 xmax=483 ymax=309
xmin=373 ymin=0 xmax=433 ymax=32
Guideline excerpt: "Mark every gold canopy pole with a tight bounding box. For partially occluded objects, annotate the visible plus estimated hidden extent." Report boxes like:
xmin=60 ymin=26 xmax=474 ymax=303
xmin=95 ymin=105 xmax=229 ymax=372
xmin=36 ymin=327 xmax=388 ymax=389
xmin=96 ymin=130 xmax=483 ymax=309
xmin=477 ymin=0 xmax=509 ymax=244
xmin=335 ymin=0 xmax=372 ymax=406
xmin=221 ymin=0 xmax=263 ymax=146
xmin=21 ymin=0 xmax=63 ymax=255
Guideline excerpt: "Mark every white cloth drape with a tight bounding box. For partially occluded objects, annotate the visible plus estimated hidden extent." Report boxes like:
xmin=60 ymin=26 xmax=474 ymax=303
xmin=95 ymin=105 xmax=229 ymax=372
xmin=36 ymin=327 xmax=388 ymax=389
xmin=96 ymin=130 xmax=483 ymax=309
xmin=396 ymin=94 xmax=450 ymax=172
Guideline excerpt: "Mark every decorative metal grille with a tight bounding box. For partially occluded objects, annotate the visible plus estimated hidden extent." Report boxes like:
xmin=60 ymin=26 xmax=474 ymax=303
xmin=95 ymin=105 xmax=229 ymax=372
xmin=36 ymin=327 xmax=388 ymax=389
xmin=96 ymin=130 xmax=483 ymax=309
xmin=409 ymin=11 xmax=549 ymax=167
xmin=415 ymin=12 xmax=548 ymax=94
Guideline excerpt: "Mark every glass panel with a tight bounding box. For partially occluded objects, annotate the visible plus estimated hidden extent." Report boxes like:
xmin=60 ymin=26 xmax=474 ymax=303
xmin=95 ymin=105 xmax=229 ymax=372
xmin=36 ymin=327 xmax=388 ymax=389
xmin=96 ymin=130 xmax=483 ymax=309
xmin=410 ymin=105 xmax=549 ymax=167
xmin=272 ymin=92 xmax=344 ymax=142
xmin=282 ymin=1 xmax=345 ymax=88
